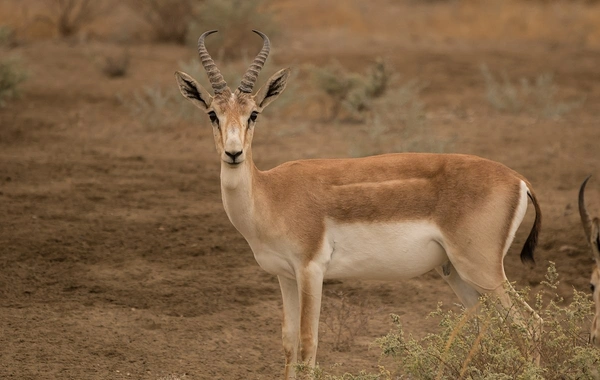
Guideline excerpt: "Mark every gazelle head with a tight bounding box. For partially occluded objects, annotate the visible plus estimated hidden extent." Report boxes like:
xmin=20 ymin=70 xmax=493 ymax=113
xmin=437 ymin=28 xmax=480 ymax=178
xmin=579 ymin=175 xmax=600 ymax=345
xmin=175 ymin=30 xmax=290 ymax=167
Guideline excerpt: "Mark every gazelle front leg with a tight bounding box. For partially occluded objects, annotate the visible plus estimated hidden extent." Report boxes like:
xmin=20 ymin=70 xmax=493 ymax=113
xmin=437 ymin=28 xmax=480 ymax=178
xmin=278 ymin=275 xmax=300 ymax=379
xmin=298 ymin=261 xmax=325 ymax=367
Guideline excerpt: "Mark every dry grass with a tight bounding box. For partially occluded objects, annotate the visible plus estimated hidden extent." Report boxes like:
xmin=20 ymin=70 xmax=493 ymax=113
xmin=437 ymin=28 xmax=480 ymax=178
xmin=187 ymin=0 xmax=280 ymax=60
xmin=1 ymin=0 xmax=599 ymax=49
xmin=47 ymin=0 xmax=112 ymax=37
xmin=321 ymin=291 xmax=376 ymax=352
xmin=306 ymin=263 xmax=600 ymax=379
xmin=131 ymin=0 xmax=195 ymax=44
xmin=277 ymin=0 xmax=600 ymax=48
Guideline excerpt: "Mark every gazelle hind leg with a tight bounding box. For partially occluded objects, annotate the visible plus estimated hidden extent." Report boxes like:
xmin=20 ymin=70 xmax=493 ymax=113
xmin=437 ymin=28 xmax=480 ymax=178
xmin=489 ymin=280 xmax=543 ymax=365
xmin=435 ymin=262 xmax=481 ymax=308
xmin=447 ymin=250 xmax=542 ymax=364
xmin=457 ymin=264 xmax=543 ymax=365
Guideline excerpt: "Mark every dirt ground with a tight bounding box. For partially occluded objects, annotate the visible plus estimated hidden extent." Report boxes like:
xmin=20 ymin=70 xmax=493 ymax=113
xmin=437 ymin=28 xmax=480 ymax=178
xmin=1 ymin=1 xmax=600 ymax=379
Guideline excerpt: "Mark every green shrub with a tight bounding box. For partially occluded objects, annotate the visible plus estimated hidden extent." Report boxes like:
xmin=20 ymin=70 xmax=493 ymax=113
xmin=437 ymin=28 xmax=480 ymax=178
xmin=0 ymin=56 xmax=28 ymax=107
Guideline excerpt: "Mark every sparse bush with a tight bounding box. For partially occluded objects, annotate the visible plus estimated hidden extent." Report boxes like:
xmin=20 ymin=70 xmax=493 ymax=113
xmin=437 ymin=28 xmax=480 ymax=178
xmin=481 ymin=64 xmax=584 ymax=118
xmin=295 ymin=363 xmax=391 ymax=380
xmin=0 ymin=56 xmax=28 ymax=107
xmin=101 ymin=49 xmax=130 ymax=78
xmin=321 ymin=291 xmax=375 ymax=352
xmin=349 ymin=79 xmax=453 ymax=157
xmin=312 ymin=58 xmax=394 ymax=120
xmin=0 ymin=25 xmax=15 ymax=47
xmin=132 ymin=0 xmax=197 ymax=44
xmin=188 ymin=0 xmax=279 ymax=60
xmin=48 ymin=0 xmax=112 ymax=37
xmin=378 ymin=263 xmax=599 ymax=378
xmin=117 ymin=85 xmax=177 ymax=129
xmin=307 ymin=263 xmax=599 ymax=379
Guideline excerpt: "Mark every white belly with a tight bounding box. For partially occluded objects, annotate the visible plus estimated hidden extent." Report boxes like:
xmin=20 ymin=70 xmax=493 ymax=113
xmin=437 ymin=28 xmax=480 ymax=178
xmin=323 ymin=220 xmax=448 ymax=281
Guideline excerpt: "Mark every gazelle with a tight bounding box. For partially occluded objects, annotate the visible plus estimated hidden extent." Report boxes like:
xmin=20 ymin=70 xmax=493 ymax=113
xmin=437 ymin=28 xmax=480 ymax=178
xmin=578 ymin=175 xmax=600 ymax=346
xmin=175 ymin=30 xmax=543 ymax=378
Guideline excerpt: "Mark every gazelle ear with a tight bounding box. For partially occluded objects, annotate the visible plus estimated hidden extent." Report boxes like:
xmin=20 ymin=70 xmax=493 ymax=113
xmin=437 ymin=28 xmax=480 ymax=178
xmin=592 ymin=218 xmax=600 ymax=262
xmin=175 ymin=71 xmax=212 ymax=109
xmin=254 ymin=68 xmax=290 ymax=110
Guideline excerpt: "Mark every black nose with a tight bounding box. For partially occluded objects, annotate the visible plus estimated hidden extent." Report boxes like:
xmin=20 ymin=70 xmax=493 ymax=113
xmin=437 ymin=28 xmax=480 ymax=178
xmin=225 ymin=150 xmax=243 ymax=161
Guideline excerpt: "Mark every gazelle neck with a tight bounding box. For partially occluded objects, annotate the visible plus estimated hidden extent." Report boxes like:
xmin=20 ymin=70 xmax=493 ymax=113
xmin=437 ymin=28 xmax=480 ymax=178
xmin=220 ymin=151 xmax=258 ymax=237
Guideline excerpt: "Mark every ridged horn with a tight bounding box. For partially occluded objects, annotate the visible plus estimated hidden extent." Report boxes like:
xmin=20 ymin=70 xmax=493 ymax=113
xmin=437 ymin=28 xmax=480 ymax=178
xmin=238 ymin=30 xmax=270 ymax=94
xmin=579 ymin=175 xmax=593 ymax=241
xmin=198 ymin=30 xmax=228 ymax=94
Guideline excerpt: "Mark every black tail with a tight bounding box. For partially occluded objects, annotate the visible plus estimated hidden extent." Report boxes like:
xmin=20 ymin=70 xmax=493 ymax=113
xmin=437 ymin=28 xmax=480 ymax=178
xmin=520 ymin=189 xmax=542 ymax=264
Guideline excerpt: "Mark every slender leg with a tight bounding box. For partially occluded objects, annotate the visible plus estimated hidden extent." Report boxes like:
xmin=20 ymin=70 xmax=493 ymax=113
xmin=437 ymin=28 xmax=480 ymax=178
xmin=447 ymin=247 xmax=542 ymax=364
xmin=490 ymin=282 xmax=543 ymax=365
xmin=435 ymin=263 xmax=481 ymax=308
xmin=278 ymin=275 xmax=300 ymax=380
xmin=297 ymin=262 xmax=325 ymax=366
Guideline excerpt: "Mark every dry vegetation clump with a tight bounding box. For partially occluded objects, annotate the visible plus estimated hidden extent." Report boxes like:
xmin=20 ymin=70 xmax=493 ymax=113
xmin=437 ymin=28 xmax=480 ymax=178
xmin=187 ymin=0 xmax=280 ymax=60
xmin=311 ymin=59 xmax=453 ymax=156
xmin=100 ymin=49 xmax=130 ymax=78
xmin=0 ymin=55 xmax=27 ymax=107
xmin=481 ymin=64 xmax=585 ymax=118
xmin=46 ymin=0 xmax=112 ymax=37
xmin=300 ymin=263 xmax=600 ymax=379
xmin=321 ymin=291 xmax=376 ymax=352
xmin=311 ymin=59 xmax=393 ymax=121
xmin=117 ymin=85 xmax=177 ymax=129
xmin=358 ymin=79 xmax=455 ymax=156
xmin=132 ymin=0 xmax=196 ymax=44
xmin=0 ymin=25 xmax=15 ymax=46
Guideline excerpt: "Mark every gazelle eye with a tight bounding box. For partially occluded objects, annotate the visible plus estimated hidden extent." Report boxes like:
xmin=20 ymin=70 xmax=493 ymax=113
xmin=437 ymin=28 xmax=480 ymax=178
xmin=591 ymin=284 xmax=596 ymax=293
xmin=208 ymin=111 xmax=219 ymax=126
xmin=248 ymin=111 xmax=259 ymax=124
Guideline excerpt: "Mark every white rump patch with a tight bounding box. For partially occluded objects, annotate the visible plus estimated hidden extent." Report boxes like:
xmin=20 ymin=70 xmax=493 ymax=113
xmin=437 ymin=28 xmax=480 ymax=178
xmin=502 ymin=180 xmax=530 ymax=258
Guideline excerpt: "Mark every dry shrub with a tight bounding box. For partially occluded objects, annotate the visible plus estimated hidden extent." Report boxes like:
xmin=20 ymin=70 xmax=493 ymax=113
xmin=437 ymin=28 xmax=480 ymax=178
xmin=0 ymin=25 xmax=15 ymax=46
xmin=481 ymin=64 xmax=585 ymax=118
xmin=311 ymin=58 xmax=393 ymax=121
xmin=132 ymin=0 xmax=196 ymax=44
xmin=304 ymin=263 xmax=600 ymax=379
xmin=101 ymin=49 xmax=130 ymax=78
xmin=347 ymin=77 xmax=454 ymax=157
xmin=321 ymin=291 xmax=375 ymax=352
xmin=47 ymin=0 xmax=112 ymax=37
xmin=188 ymin=0 xmax=279 ymax=60
xmin=295 ymin=363 xmax=390 ymax=380
xmin=117 ymin=85 xmax=176 ymax=129
xmin=0 ymin=55 xmax=28 ymax=107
